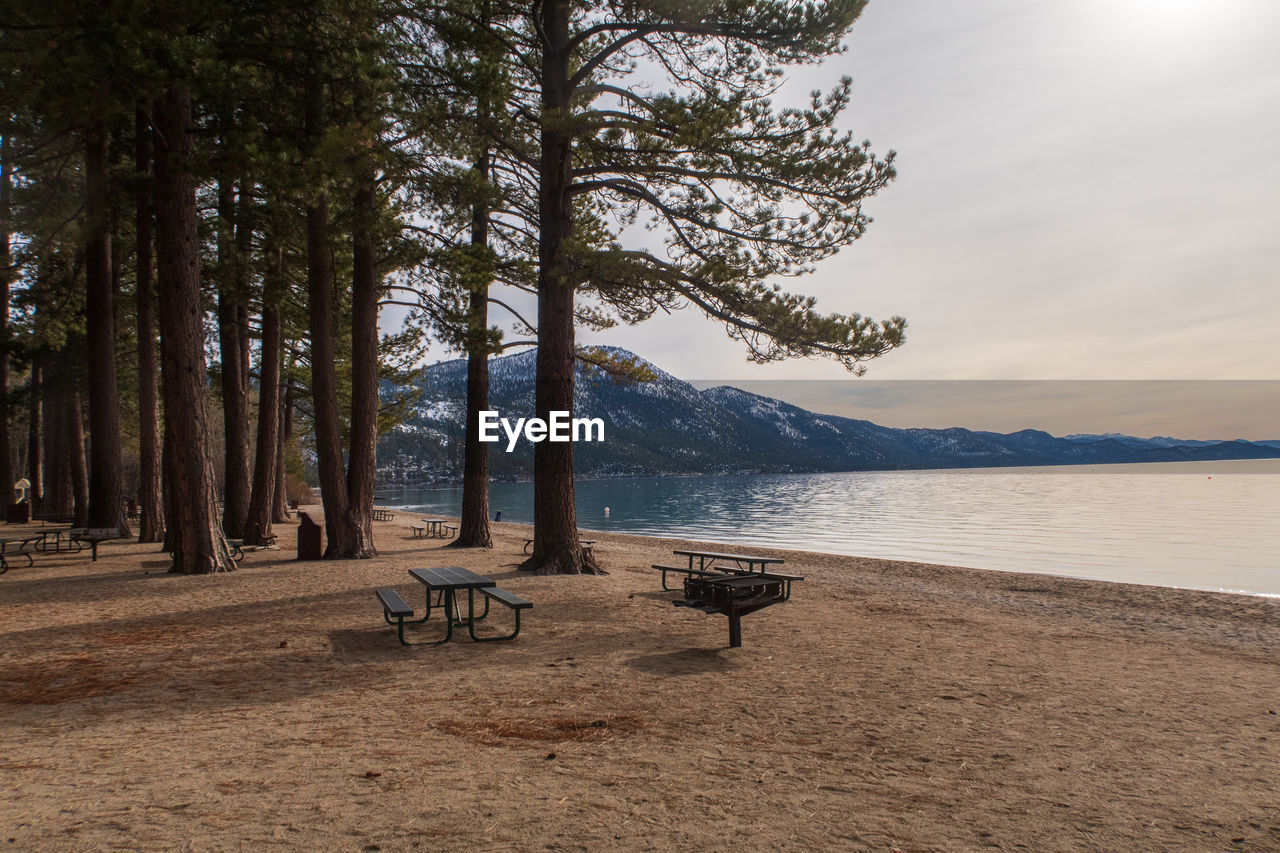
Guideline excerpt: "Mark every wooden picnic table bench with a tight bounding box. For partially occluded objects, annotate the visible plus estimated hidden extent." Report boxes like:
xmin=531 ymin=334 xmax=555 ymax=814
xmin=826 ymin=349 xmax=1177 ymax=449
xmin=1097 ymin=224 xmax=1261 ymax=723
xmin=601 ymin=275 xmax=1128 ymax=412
xmin=0 ymin=537 xmax=42 ymax=573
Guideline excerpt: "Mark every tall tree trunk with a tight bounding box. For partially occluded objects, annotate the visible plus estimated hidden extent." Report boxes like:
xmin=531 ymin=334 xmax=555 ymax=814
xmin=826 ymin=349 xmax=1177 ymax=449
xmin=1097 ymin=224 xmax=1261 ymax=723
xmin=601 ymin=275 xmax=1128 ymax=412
xmin=84 ymin=114 xmax=131 ymax=536
xmin=43 ymin=394 xmax=70 ymax=517
xmin=0 ymin=131 xmax=13 ymax=504
xmin=153 ymin=85 xmax=234 ymax=574
xmin=451 ymin=154 xmax=493 ymax=549
xmin=216 ymin=182 xmax=250 ymax=537
xmin=523 ymin=0 xmax=598 ymax=574
xmin=135 ymin=107 xmax=163 ymax=541
xmin=243 ymin=248 xmax=282 ymax=546
xmin=68 ymin=393 xmax=88 ymax=527
xmin=453 ymin=336 xmax=492 ymax=548
xmin=26 ymin=363 xmax=42 ymax=511
xmin=346 ymin=157 xmax=378 ymax=557
xmin=162 ymin=429 xmax=176 ymax=553
xmin=304 ymin=62 xmax=358 ymax=557
xmin=272 ymin=384 xmax=292 ymax=524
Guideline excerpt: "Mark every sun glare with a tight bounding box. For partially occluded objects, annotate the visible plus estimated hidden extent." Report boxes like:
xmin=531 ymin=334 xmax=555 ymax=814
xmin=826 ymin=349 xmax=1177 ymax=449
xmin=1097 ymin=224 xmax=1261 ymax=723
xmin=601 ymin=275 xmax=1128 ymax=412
xmin=1113 ymin=0 xmax=1234 ymax=35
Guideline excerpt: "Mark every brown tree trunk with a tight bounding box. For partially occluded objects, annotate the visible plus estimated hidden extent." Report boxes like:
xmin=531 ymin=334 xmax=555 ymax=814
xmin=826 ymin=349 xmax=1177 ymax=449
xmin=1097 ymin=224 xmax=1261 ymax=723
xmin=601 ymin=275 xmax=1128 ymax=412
xmin=68 ymin=393 xmax=88 ymax=528
xmin=26 ymin=363 xmax=43 ymax=511
xmin=272 ymin=384 xmax=292 ymax=524
xmin=135 ymin=108 xmax=163 ymax=541
xmin=153 ymin=85 xmax=235 ymax=574
xmin=0 ymin=131 xmax=13 ymax=503
xmin=44 ymin=394 xmax=70 ymax=517
xmin=304 ymin=63 xmax=358 ymax=558
xmin=522 ymin=0 xmax=598 ymax=574
xmin=346 ymin=159 xmax=378 ymax=557
xmin=243 ymin=248 xmax=282 ymax=546
xmin=161 ymin=428 xmax=176 ymax=553
xmin=216 ymin=182 xmax=250 ymax=538
xmin=84 ymin=115 xmax=130 ymax=536
xmin=451 ymin=158 xmax=493 ymax=549
xmin=452 ymin=343 xmax=492 ymax=548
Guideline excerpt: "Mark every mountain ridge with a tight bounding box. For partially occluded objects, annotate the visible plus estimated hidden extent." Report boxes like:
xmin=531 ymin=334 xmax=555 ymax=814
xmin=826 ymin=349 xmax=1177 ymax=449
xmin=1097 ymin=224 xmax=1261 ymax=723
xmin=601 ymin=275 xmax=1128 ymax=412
xmin=376 ymin=348 xmax=1280 ymax=484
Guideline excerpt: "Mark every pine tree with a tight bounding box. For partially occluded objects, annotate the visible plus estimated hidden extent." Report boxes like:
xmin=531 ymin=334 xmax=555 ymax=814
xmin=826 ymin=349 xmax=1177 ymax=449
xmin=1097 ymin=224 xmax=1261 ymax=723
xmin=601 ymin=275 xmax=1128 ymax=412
xmin=519 ymin=1 xmax=905 ymax=573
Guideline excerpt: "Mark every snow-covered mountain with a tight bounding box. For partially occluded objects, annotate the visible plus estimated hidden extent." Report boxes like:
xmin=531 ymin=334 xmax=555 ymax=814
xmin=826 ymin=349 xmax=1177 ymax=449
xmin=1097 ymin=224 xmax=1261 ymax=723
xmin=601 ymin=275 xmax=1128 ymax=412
xmin=376 ymin=348 xmax=1280 ymax=484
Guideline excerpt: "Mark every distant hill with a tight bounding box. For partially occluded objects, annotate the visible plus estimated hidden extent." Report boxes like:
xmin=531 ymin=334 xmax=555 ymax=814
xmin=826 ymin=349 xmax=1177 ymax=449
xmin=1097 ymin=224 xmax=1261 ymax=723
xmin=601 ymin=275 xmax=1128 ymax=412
xmin=376 ymin=348 xmax=1280 ymax=484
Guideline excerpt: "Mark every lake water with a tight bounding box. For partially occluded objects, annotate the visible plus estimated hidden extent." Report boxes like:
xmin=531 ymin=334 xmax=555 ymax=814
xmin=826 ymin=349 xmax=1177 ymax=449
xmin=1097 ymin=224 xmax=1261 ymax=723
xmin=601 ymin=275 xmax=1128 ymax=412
xmin=379 ymin=460 xmax=1280 ymax=597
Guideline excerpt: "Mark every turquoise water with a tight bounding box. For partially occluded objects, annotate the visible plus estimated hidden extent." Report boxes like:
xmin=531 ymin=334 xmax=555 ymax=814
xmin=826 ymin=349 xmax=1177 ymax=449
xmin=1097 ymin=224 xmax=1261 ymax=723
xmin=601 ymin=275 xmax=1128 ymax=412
xmin=378 ymin=459 xmax=1280 ymax=596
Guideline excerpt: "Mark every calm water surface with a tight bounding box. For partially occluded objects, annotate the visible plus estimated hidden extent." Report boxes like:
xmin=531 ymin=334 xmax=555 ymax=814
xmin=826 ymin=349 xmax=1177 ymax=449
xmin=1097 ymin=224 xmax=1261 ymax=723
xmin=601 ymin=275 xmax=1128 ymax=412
xmin=380 ymin=460 xmax=1280 ymax=596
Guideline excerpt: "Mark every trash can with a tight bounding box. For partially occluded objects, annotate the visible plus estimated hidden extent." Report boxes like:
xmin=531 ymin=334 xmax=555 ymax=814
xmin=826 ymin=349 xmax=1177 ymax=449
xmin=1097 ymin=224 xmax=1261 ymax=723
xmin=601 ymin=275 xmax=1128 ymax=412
xmin=297 ymin=511 xmax=323 ymax=560
xmin=6 ymin=503 xmax=31 ymax=524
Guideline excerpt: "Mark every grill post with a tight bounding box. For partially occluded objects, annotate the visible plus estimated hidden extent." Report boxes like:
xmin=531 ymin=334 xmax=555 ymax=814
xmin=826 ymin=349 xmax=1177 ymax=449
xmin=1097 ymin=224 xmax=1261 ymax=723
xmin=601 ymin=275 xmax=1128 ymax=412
xmin=728 ymin=613 xmax=742 ymax=648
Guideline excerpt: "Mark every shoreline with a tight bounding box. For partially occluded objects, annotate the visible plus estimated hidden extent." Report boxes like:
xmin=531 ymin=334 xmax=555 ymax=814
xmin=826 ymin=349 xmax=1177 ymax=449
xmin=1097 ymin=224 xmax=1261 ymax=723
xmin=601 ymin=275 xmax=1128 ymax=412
xmin=3 ymin=512 xmax=1278 ymax=850
xmin=373 ymin=459 xmax=1280 ymax=598
xmin=373 ymin=455 xmax=1280 ymax=491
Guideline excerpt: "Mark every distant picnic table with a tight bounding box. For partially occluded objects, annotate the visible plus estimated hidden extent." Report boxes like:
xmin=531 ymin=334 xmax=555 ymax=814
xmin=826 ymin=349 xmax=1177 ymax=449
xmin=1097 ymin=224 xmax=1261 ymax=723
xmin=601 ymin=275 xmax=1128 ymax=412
xmin=411 ymin=518 xmax=456 ymax=539
xmin=0 ymin=537 xmax=41 ymax=572
xmin=31 ymin=527 xmax=82 ymax=554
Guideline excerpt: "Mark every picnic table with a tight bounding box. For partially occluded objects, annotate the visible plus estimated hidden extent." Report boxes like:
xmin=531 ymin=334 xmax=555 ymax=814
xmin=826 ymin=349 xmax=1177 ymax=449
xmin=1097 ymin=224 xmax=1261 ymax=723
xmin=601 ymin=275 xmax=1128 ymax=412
xmin=411 ymin=518 xmax=455 ymax=539
xmin=672 ymin=549 xmax=785 ymax=574
xmin=32 ymin=527 xmax=83 ymax=554
xmin=76 ymin=528 xmax=120 ymax=562
xmin=0 ymin=537 xmax=41 ymax=572
xmin=374 ymin=566 xmax=529 ymax=644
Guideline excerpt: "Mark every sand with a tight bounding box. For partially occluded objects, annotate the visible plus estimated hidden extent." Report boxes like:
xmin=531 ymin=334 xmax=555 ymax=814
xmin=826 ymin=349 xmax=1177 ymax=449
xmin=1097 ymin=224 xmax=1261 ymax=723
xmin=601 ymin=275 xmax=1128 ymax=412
xmin=2 ymin=510 xmax=1278 ymax=851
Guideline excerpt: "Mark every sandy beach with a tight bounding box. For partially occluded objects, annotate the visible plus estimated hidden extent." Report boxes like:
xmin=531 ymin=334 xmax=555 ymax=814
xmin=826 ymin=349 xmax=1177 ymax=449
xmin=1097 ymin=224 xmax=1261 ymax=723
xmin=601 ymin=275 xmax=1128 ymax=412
xmin=2 ymin=510 xmax=1278 ymax=851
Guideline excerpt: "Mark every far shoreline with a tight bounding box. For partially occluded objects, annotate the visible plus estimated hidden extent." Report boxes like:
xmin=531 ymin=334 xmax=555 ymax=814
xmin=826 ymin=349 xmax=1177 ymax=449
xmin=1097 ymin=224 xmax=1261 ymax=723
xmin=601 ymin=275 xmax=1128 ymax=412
xmin=375 ymin=454 xmax=1280 ymax=491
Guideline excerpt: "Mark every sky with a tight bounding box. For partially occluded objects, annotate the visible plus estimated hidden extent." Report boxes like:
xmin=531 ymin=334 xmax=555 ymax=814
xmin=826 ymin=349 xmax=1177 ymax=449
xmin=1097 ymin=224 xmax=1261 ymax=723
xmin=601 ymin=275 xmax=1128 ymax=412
xmin=388 ymin=0 xmax=1280 ymax=437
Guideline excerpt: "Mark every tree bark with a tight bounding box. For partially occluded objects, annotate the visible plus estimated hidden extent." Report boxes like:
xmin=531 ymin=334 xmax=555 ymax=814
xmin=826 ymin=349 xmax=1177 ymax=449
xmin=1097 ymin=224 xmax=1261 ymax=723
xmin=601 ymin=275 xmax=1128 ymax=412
xmin=68 ymin=393 xmax=88 ymax=528
xmin=304 ymin=62 xmax=359 ymax=558
xmin=161 ymin=428 xmax=176 ymax=553
xmin=243 ymin=248 xmax=282 ymax=546
xmin=451 ymin=156 xmax=493 ymax=549
xmin=346 ymin=158 xmax=379 ymax=557
xmin=26 ymin=362 xmax=42 ymax=511
xmin=135 ymin=107 xmax=163 ymax=541
xmin=272 ymin=384 xmax=292 ymax=523
xmin=153 ymin=85 xmax=235 ymax=574
xmin=43 ymin=391 xmax=70 ymax=517
xmin=84 ymin=114 xmax=130 ymax=536
xmin=216 ymin=182 xmax=251 ymax=538
xmin=522 ymin=0 xmax=599 ymax=574
xmin=0 ymin=131 xmax=12 ymax=503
